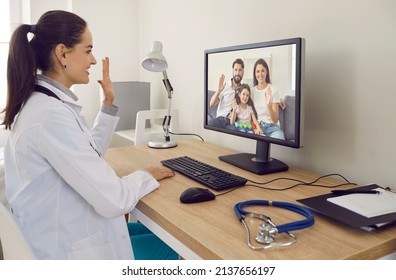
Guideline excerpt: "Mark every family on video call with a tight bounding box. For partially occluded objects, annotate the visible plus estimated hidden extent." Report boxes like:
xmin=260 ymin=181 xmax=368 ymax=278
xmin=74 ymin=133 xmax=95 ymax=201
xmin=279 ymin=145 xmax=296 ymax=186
xmin=208 ymin=58 xmax=286 ymax=140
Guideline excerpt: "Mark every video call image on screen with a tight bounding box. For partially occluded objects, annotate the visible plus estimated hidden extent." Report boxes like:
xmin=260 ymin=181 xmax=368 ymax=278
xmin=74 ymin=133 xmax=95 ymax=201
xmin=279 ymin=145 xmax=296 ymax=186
xmin=204 ymin=38 xmax=304 ymax=175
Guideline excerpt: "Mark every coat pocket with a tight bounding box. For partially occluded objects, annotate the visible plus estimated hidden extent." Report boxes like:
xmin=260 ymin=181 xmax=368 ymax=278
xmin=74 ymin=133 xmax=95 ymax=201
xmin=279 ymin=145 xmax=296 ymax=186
xmin=67 ymin=231 xmax=117 ymax=259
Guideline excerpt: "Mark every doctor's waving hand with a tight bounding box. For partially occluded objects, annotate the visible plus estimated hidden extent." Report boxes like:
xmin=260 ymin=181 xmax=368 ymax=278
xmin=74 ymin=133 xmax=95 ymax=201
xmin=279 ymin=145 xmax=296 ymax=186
xmin=3 ymin=10 xmax=177 ymax=260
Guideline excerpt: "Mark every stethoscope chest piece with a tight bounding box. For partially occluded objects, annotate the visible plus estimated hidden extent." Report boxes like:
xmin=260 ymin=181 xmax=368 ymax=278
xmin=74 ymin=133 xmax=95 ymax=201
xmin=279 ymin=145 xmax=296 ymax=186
xmin=256 ymin=223 xmax=275 ymax=244
xmin=234 ymin=200 xmax=314 ymax=250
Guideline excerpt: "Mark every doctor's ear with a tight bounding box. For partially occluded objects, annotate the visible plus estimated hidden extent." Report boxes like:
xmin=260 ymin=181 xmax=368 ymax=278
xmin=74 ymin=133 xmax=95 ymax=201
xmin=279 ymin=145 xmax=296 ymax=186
xmin=54 ymin=44 xmax=69 ymax=67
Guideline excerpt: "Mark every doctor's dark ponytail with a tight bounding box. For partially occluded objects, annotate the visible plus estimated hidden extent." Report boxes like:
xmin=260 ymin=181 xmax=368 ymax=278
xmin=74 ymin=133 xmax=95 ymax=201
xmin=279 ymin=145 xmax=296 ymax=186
xmin=2 ymin=24 xmax=36 ymax=129
xmin=2 ymin=10 xmax=87 ymax=129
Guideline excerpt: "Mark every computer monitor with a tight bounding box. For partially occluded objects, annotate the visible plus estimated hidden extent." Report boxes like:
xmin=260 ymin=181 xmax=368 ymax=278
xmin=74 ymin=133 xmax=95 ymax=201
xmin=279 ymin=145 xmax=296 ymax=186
xmin=204 ymin=37 xmax=304 ymax=175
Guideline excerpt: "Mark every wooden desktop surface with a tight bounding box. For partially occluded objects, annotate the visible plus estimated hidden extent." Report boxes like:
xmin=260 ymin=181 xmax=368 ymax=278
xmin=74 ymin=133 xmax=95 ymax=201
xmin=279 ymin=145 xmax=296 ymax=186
xmin=104 ymin=139 xmax=396 ymax=259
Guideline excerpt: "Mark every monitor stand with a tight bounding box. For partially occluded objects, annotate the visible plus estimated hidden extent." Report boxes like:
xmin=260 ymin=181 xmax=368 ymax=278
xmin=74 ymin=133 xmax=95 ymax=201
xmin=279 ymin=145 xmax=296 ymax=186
xmin=219 ymin=141 xmax=288 ymax=175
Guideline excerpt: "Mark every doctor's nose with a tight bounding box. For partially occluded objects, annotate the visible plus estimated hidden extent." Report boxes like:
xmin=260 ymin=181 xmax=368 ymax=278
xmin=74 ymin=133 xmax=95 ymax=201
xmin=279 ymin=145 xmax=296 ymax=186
xmin=91 ymin=54 xmax=97 ymax=65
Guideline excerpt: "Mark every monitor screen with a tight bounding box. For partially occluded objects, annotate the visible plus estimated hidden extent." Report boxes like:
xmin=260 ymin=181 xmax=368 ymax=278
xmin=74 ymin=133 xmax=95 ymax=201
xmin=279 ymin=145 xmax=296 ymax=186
xmin=204 ymin=37 xmax=305 ymax=175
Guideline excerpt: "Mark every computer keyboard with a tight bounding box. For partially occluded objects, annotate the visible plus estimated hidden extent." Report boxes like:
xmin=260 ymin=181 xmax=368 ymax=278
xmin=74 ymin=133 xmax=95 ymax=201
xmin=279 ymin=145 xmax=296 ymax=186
xmin=161 ymin=156 xmax=247 ymax=191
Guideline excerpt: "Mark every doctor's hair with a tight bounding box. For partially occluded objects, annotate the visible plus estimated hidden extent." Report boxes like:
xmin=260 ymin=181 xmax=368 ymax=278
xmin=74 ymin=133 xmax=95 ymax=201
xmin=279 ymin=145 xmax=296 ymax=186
xmin=253 ymin=58 xmax=271 ymax=86
xmin=2 ymin=10 xmax=87 ymax=129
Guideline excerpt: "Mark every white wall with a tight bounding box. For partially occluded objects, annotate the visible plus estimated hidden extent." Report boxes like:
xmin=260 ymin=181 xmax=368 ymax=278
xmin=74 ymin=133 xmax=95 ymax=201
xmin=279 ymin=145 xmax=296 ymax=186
xmin=28 ymin=0 xmax=140 ymax=126
xmin=6 ymin=0 xmax=396 ymax=188
xmin=72 ymin=0 xmax=140 ymax=126
xmin=138 ymin=0 xmax=396 ymax=188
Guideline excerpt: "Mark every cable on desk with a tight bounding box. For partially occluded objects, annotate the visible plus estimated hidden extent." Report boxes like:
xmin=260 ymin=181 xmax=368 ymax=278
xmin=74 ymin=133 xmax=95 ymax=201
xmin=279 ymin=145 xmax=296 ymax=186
xmin=215 ymin=173 xmax=357 ymax=196
xmin=215 ymin=186 xmax=244 ymax=196
xmin=247 ymin=173 xmax=357 ymax=191
xmin=168 ymin=130 xmax=205 ymax=142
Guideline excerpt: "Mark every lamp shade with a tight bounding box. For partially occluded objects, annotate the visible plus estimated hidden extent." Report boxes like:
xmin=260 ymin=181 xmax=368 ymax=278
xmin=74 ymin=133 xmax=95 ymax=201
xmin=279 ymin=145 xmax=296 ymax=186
xmin=142 ymin=41 xmax=168 ymax=72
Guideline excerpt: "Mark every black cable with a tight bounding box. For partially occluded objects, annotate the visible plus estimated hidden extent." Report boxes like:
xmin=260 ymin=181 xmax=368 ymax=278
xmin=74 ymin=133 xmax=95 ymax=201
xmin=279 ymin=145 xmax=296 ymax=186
xmin=246 ymin=181 xmax=356 ymax=192
xmin=248 ymin=173 xmax=357 ymax=191
xmin=215 ymin=186 xmax=243 ymax=197
xmin=248 ymin=173 xmax=354 ymax=186
xmin=216 ymin=173 xmax=357 ymax=196
xmin=168 ymin=130 xmax=205 ymax=142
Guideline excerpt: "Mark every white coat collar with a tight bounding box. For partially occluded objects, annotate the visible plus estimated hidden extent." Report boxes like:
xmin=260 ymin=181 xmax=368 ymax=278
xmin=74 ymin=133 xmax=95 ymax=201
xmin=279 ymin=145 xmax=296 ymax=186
xmin=35 ymin=75 xmax=84 ymax=113
xmin=36 ymin=75 xmax=78 ymax=102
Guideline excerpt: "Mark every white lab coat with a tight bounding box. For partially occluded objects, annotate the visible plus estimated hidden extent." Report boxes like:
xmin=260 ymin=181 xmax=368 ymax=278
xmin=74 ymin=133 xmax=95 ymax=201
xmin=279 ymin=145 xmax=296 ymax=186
xmin=4 ymin=77 xmax=159 ymax=259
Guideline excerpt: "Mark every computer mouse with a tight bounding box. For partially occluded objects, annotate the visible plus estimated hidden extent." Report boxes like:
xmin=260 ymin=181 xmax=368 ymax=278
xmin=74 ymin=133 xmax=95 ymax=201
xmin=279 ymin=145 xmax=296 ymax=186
xmin=180 ymin=187 xmax=216 ymax=204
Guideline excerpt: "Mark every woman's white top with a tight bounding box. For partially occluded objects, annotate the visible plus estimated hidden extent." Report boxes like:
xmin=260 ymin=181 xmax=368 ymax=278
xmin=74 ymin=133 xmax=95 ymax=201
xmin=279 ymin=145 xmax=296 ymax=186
xmin=251 ymin=84 xmax=281 ymax=124
xmin=4 ymin=75 xmax=159 ymax=259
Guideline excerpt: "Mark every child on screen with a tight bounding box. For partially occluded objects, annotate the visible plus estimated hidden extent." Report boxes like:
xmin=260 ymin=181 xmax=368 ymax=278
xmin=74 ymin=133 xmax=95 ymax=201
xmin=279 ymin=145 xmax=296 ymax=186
xmin=230 ymin=84 xmax=262 ymax=134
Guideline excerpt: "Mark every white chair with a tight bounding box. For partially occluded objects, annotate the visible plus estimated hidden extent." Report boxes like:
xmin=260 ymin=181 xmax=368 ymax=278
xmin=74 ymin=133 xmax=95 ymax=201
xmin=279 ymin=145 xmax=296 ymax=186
xmin=0 ymin=202 xmax=36 ymax=259
xmin=115 ymin=109 xmax=178 ymax=145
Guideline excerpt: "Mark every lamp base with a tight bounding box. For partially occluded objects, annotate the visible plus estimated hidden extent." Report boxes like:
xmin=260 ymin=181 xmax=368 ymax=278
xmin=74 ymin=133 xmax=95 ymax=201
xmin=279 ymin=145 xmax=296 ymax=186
xmin=148 ymin=139 xmax=177 ymax=149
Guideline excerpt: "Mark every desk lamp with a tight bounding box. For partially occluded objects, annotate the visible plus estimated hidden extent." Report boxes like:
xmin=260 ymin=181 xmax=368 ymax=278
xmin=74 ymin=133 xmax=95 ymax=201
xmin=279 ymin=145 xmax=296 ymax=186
xmin=142 ymin=41 xmax=177 ymax=148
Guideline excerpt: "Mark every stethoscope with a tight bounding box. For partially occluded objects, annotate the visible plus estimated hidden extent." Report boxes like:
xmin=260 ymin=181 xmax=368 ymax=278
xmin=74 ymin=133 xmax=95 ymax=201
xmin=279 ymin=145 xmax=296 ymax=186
xmin=234 ymin=200 xmax=315 ymax=250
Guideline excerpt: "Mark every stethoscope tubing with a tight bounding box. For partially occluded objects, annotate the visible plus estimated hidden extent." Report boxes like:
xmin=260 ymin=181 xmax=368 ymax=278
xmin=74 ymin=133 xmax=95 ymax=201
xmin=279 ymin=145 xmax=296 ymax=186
xmin=234 ymin=200 xmax=314 ymax=233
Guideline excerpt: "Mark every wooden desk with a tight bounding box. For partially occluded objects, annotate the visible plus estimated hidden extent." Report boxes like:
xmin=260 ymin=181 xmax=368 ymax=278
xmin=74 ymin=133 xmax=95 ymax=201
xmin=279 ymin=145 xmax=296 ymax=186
xmin=104 ymin=139 xmax=396 ymax=259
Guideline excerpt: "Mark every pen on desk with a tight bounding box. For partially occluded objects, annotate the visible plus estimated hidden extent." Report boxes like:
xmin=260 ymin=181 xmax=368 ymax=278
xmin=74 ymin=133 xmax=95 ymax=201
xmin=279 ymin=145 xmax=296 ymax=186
xmin=331 ymin=190 xmax=380 ymax=195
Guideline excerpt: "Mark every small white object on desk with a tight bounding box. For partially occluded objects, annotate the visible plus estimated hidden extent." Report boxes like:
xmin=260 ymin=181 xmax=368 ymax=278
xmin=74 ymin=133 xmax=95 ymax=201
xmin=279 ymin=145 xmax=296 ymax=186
xmin=327 ymin=188 xmax=396 ymax=218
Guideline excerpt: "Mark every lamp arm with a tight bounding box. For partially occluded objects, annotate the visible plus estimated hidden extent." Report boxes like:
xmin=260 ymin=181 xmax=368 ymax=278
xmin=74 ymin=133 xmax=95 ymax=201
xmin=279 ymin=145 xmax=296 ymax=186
xmin=162 ymin=70 xmax=173 ymax=140
xmin=162 ymin=70 xmax=173 ymax=99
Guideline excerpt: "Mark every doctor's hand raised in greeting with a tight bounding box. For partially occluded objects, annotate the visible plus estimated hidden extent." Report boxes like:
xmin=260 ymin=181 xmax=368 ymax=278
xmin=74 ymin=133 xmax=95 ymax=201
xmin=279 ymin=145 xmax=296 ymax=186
xmin=98 ymin=57 xmax=115 ymax=106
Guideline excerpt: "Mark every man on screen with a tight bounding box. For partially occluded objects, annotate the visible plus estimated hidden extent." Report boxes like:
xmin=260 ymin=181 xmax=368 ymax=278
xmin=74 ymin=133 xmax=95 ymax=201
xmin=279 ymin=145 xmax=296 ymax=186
xmin=208 ymin=58 xmax=244 ymax=129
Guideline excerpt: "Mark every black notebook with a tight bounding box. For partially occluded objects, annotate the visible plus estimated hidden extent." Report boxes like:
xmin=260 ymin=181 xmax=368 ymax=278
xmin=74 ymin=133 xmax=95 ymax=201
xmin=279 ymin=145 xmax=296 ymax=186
xmin=297 ymin=184 xmax=396 ymax=230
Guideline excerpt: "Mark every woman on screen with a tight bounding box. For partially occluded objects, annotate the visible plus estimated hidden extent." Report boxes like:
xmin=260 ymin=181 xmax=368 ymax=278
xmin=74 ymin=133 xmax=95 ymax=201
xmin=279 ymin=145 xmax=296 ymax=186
xmin=251 ymin=58 xmax=285 ymax=139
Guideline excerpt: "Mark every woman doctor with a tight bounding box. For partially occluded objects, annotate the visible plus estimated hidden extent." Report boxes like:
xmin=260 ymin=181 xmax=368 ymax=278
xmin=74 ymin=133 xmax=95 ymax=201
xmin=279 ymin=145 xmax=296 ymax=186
xmin=3 ymin=10 xmax=177 ymax=260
